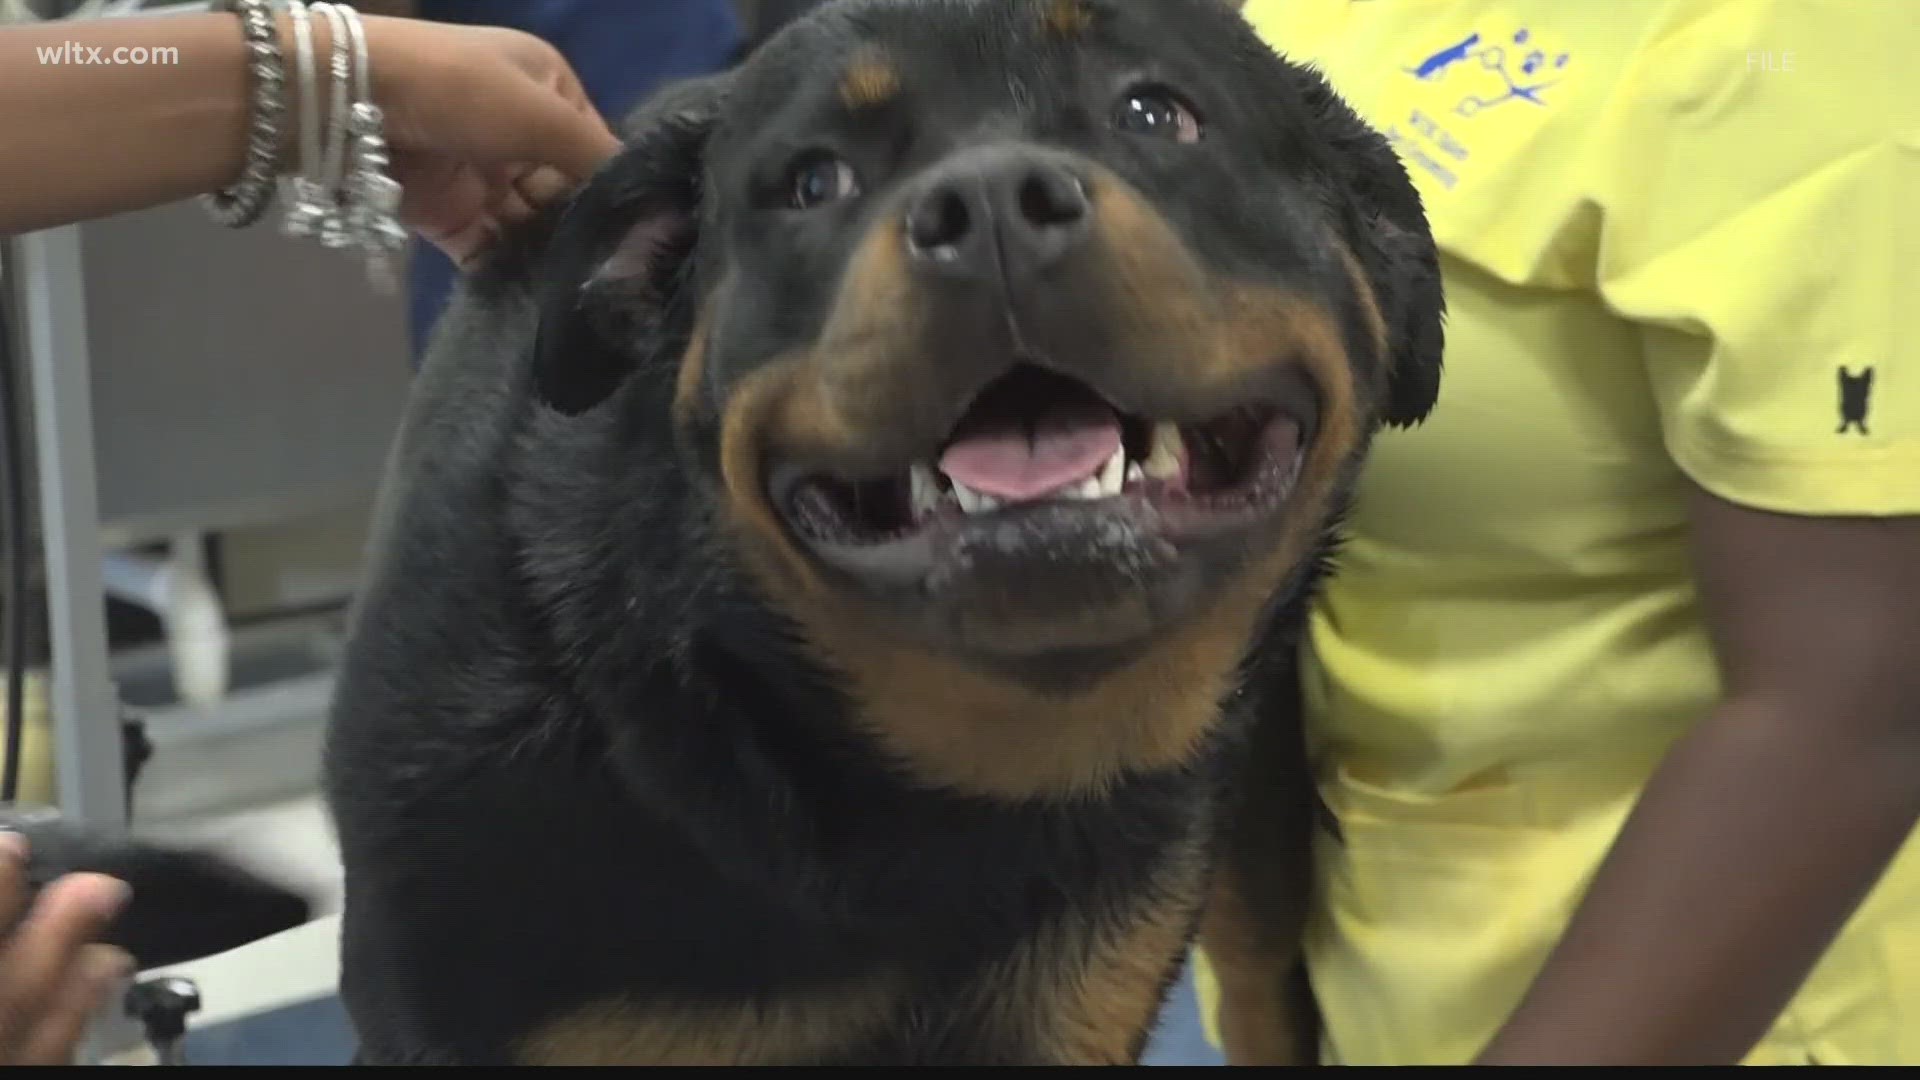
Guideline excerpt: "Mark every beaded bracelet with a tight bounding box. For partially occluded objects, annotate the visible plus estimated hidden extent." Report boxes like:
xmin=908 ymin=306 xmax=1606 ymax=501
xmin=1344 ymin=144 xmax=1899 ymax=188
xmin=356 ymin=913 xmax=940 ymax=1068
xmin=199 ymin=0 xmax=286 ymax=229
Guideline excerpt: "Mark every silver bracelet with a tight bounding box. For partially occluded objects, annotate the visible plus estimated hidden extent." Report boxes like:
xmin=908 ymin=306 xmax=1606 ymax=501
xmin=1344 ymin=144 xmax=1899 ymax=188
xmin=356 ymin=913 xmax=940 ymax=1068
xmin=200 ymin=0 xmax=286 ymax=229
xmin=339 ymin=3 xmax=407 ymax=292
xmin=311 ymin=1 xmax=355 ymax=248
xmin=261 ymin=1 xmax=407 ymax=292
xmin=280 ymin=0 xmax=330 ymax=238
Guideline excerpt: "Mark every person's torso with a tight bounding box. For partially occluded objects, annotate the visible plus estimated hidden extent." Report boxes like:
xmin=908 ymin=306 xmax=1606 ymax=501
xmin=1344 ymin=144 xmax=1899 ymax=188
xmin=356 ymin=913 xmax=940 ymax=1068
xmin=1248 ymin=0 xmax=1712 ymax=802
xmin=1230 ymin=1 xmax=1920 ymax=1064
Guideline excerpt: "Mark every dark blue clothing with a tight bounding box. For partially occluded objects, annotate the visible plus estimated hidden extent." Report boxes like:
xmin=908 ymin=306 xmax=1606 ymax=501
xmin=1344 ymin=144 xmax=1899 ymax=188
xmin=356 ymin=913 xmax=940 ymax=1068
xmin=407 ymin=0 xmax=741 ymax=361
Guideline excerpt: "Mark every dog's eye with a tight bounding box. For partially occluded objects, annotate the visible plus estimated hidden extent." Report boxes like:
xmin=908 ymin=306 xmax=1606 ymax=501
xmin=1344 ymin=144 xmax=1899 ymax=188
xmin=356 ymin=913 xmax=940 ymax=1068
xmin=789 ymin=153 xmax=861 ymax=210
xmin=1114 ymin=85 xmax=1203 ymax=144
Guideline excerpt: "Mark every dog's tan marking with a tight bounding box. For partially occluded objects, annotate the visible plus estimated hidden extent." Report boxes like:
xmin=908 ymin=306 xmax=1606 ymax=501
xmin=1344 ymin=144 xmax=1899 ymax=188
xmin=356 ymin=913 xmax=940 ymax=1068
xmin=986 ymin=839 xmax=1210 ymax=1064
xmin=671 ymin=306 xmax=712 ymax=428
xmin=516 ymin=977 xmax=904 ymax=1065
xmin=1331 ymin=239 xmax=1390 ymax=362
xmin=711 ymin=218 xmax=919 ymax=602
xmin=839 ymin=50 xmax=901 ymax=109
xmin=1040 ymin=0 xmax=1093 ymax=36
xmin=1200 ymin=864 xmax=1318 ymax=1065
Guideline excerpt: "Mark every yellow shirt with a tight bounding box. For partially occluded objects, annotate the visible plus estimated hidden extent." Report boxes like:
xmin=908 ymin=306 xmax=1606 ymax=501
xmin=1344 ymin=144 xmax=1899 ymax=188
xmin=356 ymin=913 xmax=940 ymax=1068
xmin=1202 ymin=0 xmax=1920 ymax=1065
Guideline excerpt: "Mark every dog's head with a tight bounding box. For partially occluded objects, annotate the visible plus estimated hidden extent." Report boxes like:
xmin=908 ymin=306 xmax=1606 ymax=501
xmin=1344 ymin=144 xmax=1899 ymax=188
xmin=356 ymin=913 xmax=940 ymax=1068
xmin=526 ymin=0 xmax=1442 ymax=798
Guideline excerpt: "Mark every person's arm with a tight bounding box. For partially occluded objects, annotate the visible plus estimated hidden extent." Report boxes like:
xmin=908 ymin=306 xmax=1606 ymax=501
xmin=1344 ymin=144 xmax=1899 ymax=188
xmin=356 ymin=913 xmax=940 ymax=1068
xmin=0 ymin=13 xmax=270 ymax=235
xmin=0 ymin=10 xmax=620 ymax=258
xmin=1474 ymin=5 xmax=1920 ymax=1063
xmin=1477 ymin=493 xmax=1920 ymax=1064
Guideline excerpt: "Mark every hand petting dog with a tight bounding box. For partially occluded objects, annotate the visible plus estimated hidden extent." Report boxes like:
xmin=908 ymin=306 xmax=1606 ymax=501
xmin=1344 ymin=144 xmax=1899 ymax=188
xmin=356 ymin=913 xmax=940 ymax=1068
xmin=360 ymin=16 xmax=623 ymax=266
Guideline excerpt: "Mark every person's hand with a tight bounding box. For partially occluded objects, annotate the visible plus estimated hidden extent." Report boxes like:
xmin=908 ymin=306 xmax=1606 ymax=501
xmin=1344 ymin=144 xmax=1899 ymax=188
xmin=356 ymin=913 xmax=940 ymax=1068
xmin=0 ymin=834 xmax=133 ymax=1066
xmin=360 ymin=17 xmax=625 ymax=266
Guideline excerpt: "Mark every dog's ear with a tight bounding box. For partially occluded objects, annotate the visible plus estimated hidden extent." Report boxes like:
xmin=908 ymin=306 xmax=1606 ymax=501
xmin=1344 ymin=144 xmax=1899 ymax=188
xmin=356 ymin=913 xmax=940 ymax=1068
xmin=5 ymin=811 xmax=313 ymax=970
xmin=1363 ymin=201 xmax=1446 ymax=429
xmin=1293 ymin=69 xmax=1446 ymax=429
xmin=531 ymin=72 xmax=733 ymax=417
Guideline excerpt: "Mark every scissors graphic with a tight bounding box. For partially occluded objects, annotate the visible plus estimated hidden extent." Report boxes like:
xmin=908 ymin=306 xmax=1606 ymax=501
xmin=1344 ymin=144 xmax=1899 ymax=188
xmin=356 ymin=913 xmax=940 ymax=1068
xmin=1452 ymin=38 xmax=1570 ymax=117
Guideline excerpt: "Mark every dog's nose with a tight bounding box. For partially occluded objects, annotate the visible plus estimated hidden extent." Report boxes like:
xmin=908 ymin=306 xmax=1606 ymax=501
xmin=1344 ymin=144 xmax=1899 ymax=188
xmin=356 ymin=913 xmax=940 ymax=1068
xmin=903 ymin=146 xmax=1092 ymax=282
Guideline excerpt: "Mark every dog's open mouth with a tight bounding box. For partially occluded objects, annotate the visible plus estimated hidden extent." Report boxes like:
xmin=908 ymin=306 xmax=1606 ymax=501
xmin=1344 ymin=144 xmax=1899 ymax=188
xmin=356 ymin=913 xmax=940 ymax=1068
xmin=778 ymin=364 xmax=1316 ymax=552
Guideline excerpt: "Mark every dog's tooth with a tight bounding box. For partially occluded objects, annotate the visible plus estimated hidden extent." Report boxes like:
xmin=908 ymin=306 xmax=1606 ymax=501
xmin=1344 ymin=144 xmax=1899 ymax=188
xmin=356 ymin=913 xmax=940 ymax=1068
xmin=1097 ymin=446 xmax=1126 ymax=498
xmin=1143 ymin=422 xmax=1183 ymax=481
xmin=909 ymin=463 xmax=942 ymax=517
xmin=952 ymin=481 xmax=1002 ymax=515
xmin=1071 ymin=476 xmax=1104 ymax=501
xmin=1125 ymin=461 xmax=1145 ymax=487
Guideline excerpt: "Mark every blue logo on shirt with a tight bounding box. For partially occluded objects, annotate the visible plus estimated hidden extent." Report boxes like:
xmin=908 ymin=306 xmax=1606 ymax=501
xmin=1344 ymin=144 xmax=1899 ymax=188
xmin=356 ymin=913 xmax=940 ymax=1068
xmin=1404 ymin=31 xmax=1482 ymax=80
xmin=1406 ymin=28 xmax=1571 ymax=119
xmin=1384 ymin=26 xmax=1572 ymax=192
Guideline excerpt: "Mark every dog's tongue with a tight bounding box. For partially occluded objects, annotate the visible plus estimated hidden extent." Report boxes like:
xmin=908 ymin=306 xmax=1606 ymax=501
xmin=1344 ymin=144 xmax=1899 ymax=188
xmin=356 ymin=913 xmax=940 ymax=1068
xmin=939 ymin=398 xmax=1122 ymax=501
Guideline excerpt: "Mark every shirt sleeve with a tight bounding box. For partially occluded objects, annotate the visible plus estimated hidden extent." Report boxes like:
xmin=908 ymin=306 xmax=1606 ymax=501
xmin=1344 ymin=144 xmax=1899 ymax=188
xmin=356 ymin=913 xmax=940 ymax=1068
xmin=1594 ymin=0 xmax=1920 ymax=517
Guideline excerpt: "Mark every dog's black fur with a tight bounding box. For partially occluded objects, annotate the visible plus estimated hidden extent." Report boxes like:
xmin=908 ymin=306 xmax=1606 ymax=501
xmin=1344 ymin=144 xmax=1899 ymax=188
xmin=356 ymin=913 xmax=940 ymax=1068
xmin=319 ymin=0 xmax=1443 ymax=1065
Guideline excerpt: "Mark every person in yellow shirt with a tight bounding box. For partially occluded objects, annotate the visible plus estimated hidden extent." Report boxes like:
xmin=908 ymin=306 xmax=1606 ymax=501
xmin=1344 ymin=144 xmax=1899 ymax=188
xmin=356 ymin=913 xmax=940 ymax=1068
xmin=1199 ymin=0 xmax=1920 ymax=1065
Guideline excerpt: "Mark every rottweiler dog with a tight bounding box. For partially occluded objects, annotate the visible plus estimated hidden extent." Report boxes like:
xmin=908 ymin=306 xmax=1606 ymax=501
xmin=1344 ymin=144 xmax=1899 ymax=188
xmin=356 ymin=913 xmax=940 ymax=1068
xmin=323 ymin=0 xmax=1443 ymax=1065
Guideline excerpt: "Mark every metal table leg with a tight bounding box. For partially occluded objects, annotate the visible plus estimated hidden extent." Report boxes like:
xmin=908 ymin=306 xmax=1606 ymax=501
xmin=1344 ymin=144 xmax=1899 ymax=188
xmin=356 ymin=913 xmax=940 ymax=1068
xmin=10 ymin=227 xmax=127 ymax=833
xmin=10 ymin=228 xmax=140 ymax=1065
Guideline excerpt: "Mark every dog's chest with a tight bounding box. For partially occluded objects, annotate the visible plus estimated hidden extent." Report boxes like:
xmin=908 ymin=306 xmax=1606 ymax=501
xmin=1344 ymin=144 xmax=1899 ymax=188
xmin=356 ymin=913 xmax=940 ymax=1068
xmin=509 ymin=827 xmax=1211 ymax=1066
